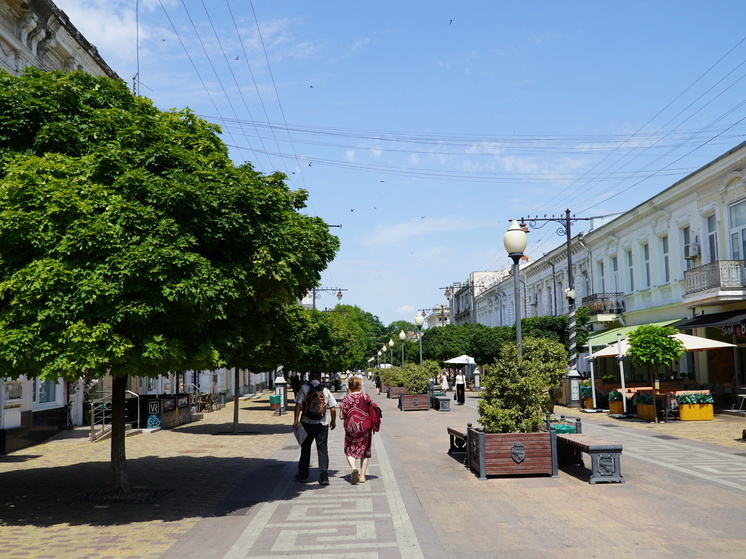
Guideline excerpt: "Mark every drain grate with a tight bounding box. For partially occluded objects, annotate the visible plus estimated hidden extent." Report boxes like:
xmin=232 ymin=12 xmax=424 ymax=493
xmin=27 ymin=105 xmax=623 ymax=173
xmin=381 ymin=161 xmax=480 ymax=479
xmin=653 ymin=435 xmax=679 ymax=440
xmin=71 ymin=488 xmax=169 ymax=504
xmin=735 ymin=453 xmax=746 ymax=457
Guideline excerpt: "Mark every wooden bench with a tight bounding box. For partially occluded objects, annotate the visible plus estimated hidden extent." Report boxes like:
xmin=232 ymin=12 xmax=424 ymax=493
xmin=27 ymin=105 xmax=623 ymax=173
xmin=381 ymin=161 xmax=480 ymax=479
xmin=556 ymin=433 xmax=624 ymax=484
xmin=447 ymin=425 xmax=468 ymax=455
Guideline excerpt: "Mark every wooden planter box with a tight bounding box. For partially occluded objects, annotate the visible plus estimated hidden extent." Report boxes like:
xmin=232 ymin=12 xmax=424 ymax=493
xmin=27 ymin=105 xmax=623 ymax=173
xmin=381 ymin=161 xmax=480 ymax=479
xmin=399 ymin=393 xmax=429 ymax=411
xmin=582 ymin=398 xmax=594 ymax=409
xmin=679 ymin=403 xmax=714 ymax=421
xmin=609 ymin=400 xmax=624 ymax=415
xmin=387 ymin=386 xmax=409 ymax=399
xmin=466 ymin=428 xmax=558 ymax=480
xmin=636 ymin=403 xmax=656 ymax=421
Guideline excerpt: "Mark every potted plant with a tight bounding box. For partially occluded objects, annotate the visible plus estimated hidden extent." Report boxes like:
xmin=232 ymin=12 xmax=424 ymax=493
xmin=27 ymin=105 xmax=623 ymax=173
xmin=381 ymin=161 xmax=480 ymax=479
xmin=399 ymin=363 xmax=432 ymax=411
xmin=471 ymin=336 xmax=566 ymax=479
xmin=676 ymin=392 xmax=715 ymax=420
xmin=380 ymin=368 xmax=407 ymax=399
xmin=607 ymin=390 xmax=624 ymax=415
xmin=626 ymin=325 xmax=686 ymax=423
xmin=633 ymin=392 xmax=656 ymax=421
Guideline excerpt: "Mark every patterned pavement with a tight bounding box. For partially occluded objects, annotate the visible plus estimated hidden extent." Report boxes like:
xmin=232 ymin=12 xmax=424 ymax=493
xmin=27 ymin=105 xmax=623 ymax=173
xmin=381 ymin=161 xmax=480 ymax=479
xmin=2 ymin=386 xmax=746 ymax=558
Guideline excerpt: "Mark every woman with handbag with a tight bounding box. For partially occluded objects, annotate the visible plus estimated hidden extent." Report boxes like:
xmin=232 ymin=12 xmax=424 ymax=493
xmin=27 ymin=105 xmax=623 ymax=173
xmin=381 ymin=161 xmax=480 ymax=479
xmin=338 ymin=375 xmax=373 ymax=484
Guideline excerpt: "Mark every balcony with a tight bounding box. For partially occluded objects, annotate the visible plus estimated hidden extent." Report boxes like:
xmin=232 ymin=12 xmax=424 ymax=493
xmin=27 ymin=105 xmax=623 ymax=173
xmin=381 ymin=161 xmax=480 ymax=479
xmin=683 ymin=260 xmax=746 ymax=306
xmin=581 ymin=293 xmax=625 ymax=323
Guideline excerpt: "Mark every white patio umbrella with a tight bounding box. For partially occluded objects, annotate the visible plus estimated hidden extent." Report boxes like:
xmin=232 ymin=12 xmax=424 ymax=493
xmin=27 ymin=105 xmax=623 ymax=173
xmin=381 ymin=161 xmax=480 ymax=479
xmin=589 ymin=333 xmax=735 ymax=358
xmin=443 ymin=354 xmax=476 ymax=365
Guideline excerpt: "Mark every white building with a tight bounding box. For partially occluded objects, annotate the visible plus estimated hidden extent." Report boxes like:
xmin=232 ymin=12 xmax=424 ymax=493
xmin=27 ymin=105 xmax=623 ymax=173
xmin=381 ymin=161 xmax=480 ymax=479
xmin=459 ymin=140 xmax=746 ymax=389
xmin=0 ymin=0 xmax=119 ymax=453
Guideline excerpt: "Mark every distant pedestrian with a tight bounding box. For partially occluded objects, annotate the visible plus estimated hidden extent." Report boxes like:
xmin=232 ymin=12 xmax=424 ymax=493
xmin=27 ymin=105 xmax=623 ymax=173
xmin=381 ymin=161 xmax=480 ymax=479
xmin=290 ymin=373 xmax=300 ymax=397
xmin=455 ymin=371 xmax=466 ymax=405
xmin=293 ymin=370 xmax=337 ymax=486
xmin=440 ymin=372 xmax=449 ymax=392
xmin=374 ymin=373 xmax=382 ymax=395
xmin=338 ymin=375 xmax=373 ymax=484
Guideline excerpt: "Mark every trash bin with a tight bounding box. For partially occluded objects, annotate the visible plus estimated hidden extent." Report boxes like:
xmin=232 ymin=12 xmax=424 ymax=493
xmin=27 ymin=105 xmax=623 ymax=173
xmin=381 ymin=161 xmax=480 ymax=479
xmin=553 ymin=423 xmax=576 ymax=434
xmin=269 ymin=394 xmax=281 ymax=410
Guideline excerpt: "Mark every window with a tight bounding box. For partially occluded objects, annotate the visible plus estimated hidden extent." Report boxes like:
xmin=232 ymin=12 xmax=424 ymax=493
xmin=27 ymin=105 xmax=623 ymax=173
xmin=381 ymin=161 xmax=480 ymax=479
xmin=626 ymin=250 xmax=634 ymax=292
xmin=642 ymin=243 xmax=651 ymax=288
xmin=661 ymin=235 xmax=670 ymax=283
xmin=729 ymin=200 xmax=746 ymax=260
xmin=707 ymin=214 xmax=718 ymax=263
xmin=682 ymin=226 xmax=693 ymax=271
xmin=32 ymin=378 xmax=60 ymax=407
xmin=611 ymin=256 xmax=619 ymax=291
xmin=598 ymin=261 xmax=605 ymax=293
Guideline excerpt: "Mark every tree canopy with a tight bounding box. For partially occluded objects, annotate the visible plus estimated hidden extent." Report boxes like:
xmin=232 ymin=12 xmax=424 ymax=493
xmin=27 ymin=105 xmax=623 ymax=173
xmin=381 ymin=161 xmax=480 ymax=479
xmin=0 ymin=69 xmax=339 ymax=493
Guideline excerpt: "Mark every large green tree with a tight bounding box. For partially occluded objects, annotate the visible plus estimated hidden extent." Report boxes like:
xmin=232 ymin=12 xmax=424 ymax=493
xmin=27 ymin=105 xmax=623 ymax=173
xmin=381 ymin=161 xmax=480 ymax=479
xmin=0 ymin=69 xmax=338 ymax=494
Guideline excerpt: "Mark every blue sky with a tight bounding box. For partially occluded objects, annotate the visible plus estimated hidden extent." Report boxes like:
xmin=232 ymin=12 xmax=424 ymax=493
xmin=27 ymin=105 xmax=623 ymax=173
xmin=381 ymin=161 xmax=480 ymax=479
xmin=56 ymin=0 xmax=746 ymax=325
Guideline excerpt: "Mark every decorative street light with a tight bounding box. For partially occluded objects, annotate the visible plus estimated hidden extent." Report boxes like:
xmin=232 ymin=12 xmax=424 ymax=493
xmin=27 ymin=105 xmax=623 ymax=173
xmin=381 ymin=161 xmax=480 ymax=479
xmin=381 ymin=345 xmax=387 ymax=368
xmin=399 ymin=329 xmax=406 ymax=370
xmin=503 ymin=220 xmax=528 ymax=356
xmin=414 ymin=313 xmax=425 ymax=365
xmin=377 ymin=350 xmax=381 ymax=368
xmin=388 ymin=338 xmax=394 ymax=368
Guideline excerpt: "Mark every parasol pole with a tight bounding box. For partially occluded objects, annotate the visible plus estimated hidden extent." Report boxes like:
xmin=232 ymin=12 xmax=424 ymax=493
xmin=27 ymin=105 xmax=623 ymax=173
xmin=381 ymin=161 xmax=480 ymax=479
xmin=588 ymin=340 xmax=597 ymax=409
xmin=617 ymin=333 xmax=627 ymax=414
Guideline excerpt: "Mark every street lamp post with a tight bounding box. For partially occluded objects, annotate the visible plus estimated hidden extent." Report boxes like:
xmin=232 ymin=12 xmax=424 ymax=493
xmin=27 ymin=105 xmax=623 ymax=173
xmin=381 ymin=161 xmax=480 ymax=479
xmin=388 ymin=339 xmax=394 ymax=368
xmin=503 ymin=220 xmax=528 ymax=356
xmin=414 ymin=313 xmax=425 ymax=365
xmin=399 ymin=330 xmax=406 ymax=371
xmin=381 ymin=345 xmax=387 ymax=369
xmin=377 ymin=350 xmax=381 ymax=368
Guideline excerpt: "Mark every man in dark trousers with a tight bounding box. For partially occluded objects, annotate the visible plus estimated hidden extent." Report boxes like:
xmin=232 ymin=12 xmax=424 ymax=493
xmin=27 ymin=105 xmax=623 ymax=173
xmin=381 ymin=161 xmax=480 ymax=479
xmin=293 ymin=370 xmax=337 ymax=485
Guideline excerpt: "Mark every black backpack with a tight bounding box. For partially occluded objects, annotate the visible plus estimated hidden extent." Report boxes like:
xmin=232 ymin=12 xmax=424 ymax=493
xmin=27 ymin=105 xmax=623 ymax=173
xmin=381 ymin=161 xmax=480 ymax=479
xmin=302 ymin=383 xmax=327 ymax=420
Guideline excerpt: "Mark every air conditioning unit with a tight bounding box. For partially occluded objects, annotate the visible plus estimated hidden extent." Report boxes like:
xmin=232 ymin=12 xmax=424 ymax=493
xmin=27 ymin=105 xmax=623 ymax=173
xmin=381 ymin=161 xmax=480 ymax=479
xmin=528 ymin=293 xmax=538 ymax=305
xmin=684 ymin=243 xmax=700 ymax=259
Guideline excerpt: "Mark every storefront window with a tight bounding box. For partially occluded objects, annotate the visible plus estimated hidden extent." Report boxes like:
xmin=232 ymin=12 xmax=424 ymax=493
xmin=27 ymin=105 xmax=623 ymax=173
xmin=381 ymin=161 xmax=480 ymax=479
xmin=32 ymin=378 xmax=58 ymax=405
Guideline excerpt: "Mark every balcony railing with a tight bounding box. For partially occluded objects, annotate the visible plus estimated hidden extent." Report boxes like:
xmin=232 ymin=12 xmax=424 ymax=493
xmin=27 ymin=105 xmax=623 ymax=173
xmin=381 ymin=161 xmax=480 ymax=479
xmin=581 ymin=293 xmax=625 ymax=316
xmin=684 ymin=260 xmax=746 ymax=295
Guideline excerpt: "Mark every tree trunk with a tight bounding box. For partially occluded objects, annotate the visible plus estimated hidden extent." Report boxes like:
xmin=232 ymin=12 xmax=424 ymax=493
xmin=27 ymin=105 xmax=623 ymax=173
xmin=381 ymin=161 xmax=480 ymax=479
xmin=232 ymin=367 xmax=240 ymax=434
xmin=111 ymin=373 xmax=130 ymax=496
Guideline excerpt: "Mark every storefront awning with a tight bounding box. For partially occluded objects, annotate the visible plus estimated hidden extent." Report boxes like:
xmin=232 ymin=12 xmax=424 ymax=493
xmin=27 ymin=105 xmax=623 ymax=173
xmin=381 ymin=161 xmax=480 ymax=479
xmin=585 ymin=319 xmax=683 ymax=349
xmin=675 ymin=309 xmax=746 ymax=330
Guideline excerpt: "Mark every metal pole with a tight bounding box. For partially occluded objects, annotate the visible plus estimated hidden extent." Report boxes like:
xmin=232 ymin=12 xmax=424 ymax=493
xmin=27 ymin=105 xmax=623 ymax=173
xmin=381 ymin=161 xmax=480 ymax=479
xmin=401 ymin=340 xmax=405 ymax=371
xmin=617 ymin=333 xmax=627 ymax=414
xmin=418 ymin=326 xmax=423 ymax=365
xmin=510 ymin=255 xmax=523 ymax=357
xmin=565 ymin=209 xmax=577 ymax=370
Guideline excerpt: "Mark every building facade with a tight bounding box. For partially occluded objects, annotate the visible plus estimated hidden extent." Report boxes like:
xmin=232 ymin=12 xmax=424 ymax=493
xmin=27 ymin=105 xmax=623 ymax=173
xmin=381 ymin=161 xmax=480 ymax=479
xmin=454 ymin=141 xmax=746 ymax=389
xmin=0 ymin=0 xmax=119 ymax=453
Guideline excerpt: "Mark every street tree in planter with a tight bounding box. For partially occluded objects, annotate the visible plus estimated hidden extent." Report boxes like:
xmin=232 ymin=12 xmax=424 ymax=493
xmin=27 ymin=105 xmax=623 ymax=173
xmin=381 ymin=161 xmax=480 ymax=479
xmin=399 ymin=363 xmax=432 ymax=411
xmin=471 ymin=336 xmax=567 ymax=478
xmin=0 ymin=70 xmax=338 ymax=495
xmin=626 ymin=325 xmax=685 ymax=423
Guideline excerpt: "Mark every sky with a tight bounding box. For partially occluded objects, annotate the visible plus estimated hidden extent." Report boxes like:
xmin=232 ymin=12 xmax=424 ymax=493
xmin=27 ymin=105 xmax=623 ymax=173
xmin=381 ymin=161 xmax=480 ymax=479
xmin=54 ymin=0 xmax=746 ymax=326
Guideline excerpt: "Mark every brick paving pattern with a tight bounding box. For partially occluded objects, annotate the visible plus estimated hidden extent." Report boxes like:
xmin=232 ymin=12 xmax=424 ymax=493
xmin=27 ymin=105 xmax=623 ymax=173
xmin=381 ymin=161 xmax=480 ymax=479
xmin=2 ymin=385 xmax=746 ymax=558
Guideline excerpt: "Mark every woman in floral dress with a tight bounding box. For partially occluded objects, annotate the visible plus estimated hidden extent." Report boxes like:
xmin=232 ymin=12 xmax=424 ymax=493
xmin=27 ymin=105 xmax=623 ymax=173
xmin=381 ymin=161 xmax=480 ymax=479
xmin=338 ymin=375 xmax=373 ymax=484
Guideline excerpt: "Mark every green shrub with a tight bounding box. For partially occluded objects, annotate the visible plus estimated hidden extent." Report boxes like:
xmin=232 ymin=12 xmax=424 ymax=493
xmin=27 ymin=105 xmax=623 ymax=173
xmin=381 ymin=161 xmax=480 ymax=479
xmin=676 ymin=392 xmax=714 ymax=405
xmin=608 ymin=390 xmax=622 ymax=402
xmin=477 ymin=336 xmax=567 ymax=433
xmin=401 ymin=363 xmax=431 ymax=394
xmin=580 ymin=385 xmax=593 ymax=399
xmin=633 ymin=392 xmax=654 ymax=405
xmin=380 ymin=368 xmax=403 ymax=387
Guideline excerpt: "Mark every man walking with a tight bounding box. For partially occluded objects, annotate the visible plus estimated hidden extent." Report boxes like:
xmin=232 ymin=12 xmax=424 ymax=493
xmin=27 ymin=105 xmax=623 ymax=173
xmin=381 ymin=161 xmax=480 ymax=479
xmin=293 ymin=370 xmax=337 ymax=485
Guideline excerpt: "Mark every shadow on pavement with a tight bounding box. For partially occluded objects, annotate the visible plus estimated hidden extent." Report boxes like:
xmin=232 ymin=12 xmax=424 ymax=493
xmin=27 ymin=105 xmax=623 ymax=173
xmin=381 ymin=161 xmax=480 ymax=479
xmin=0 ymin=454 xmax=295 ymax=527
